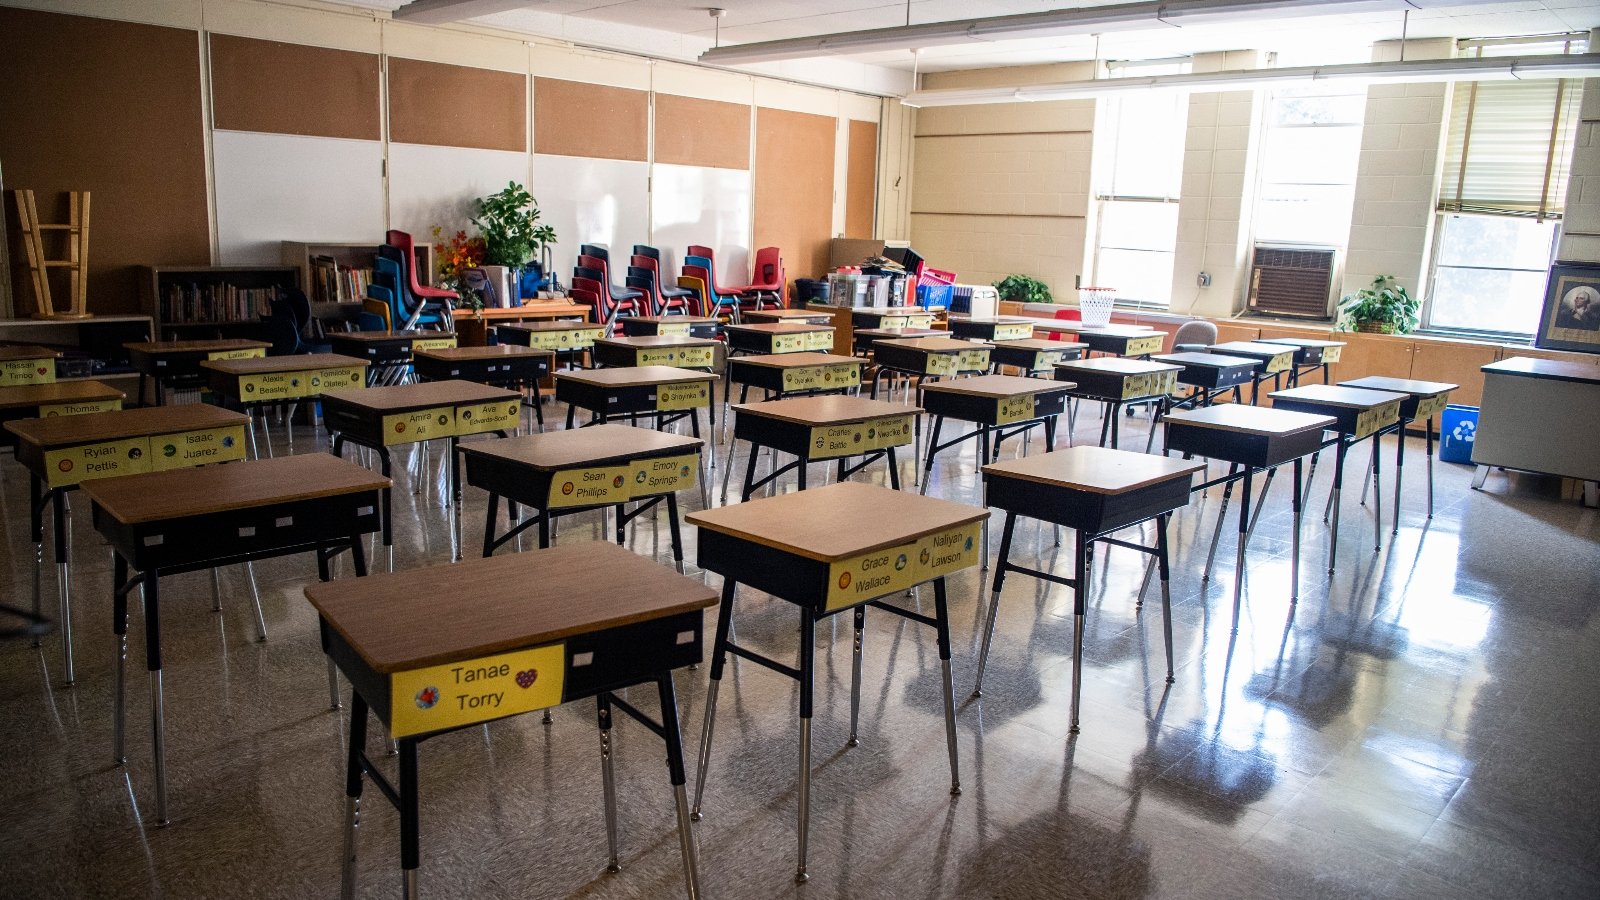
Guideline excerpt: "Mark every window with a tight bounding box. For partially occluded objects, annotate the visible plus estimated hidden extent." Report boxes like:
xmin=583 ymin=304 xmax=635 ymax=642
xmin=1091 ymin=60 xmax=1188 ymax=307
xmin=1427 ymin=214 xmax=1559 ymax=335
xmin=1252 ymin=85 xmax=1365 ymax=246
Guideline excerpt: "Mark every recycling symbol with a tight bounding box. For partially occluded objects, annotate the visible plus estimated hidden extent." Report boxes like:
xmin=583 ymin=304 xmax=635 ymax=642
xmin=1451 ymin=419 xmax=1476 ymax=442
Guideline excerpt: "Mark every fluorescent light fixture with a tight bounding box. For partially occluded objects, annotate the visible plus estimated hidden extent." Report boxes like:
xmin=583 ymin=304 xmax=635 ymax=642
xmin=698 ymin=0 xmax=1508 ymax=66
xmin=899 ymin=53 xmax=1600 ymax=107
xmin=392 ymin=0 xmax=541 ymax=25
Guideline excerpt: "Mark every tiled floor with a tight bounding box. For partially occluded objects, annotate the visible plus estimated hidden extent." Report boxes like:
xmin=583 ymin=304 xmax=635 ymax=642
xmin=1 ymin=396 xmax=1597 ymax=899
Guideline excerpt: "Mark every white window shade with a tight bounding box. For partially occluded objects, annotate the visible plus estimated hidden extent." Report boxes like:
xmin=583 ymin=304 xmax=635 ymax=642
xmin=1440 ymin=76 xmax=1582 ymax=219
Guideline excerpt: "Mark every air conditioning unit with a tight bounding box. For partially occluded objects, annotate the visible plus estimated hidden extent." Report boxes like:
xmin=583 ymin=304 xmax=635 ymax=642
xmin=1247 ymin=244 xmax=1339 ymax=319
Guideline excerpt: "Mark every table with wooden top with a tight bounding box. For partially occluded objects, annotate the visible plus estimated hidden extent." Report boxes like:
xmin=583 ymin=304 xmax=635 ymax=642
xmin=869 ymin=337 xmax=991 ymax=395
xmin=1053 ymin=357 xmax=1183 ymax=450
xmin=618 ymin=315 xmax=723 ymax=339
xmin=1339 ymin=375 xmax=1457 ymax=530
xmin=686 ymin=482 xmax=987 ymax=882
xmin=1206 ymin=341 xmax=1299 ymax=403
xmin=945 ymin=315 xmax=1038 ymax=342
xmin=722 ymin=395 xmax=918 ymax=502
xmin=1160 ymin=404 xmax=1336 ymax=624
xmin=202 ymin=353 xmax=370 ymax=457
xmin=844 ymin=306 xmax=937 ymax=330
xmin=83 ymin=454 xmax=386 ymax=824
xmin=984 ymin=338 xmax=1086 ymax=375
xmin=1072 ymin=325 xmax=1164 ymax=358
xmin=450 ymin=301 xmax=590 ymax=346
xmin=739 ymin=308 xmax=833 ymax=326
xmin=412 ymin=345 xmax=554 ymax=431
xmin=494 ymin=320 xmax=606 ymax=371
xmin=977 ymin=446 xmax=1204 ymax=732
xmin=322 ymin=380 xmax=522 ymax=566
xmin=307 ymin=541 xmax=714 ymax=899
xmin=1256 ymin=337 xmax=1345 ymax=386
xmin=1470 ymin=357 xmax=1600 ymax=508
xmin=1269 ymin=384 xmax=1407 ymax=571
xmin=325 ymin=331 xmax=457 ymax=385
xmin=918 ymin=374 xmax=1076 ymax=491
xmin=462 ymin=423 xmax=704 ymax=564
xmin=0 ymin=344 xmax=61 ymax=385
xmin=0 ymin=380 xmax=126 ymax=448
xmin=850 ymin=325 xmax=941 ymax=355
xmin=5 ymin=403 xmax=248 ymax=685
xmin=124 ymin=339 xmax=269 ymax=405
xmin=723 ymin=322 xmax=834 ymax=356
xmin=1150 ymin=351 xmax=1263 ymax=409
xmin=722 ymin=352 xmax=864 ymax=443
xmin=592 ymin=335 xmax=719 ymax=371
xmin=556 ymin=365 xmax=717 ymax=439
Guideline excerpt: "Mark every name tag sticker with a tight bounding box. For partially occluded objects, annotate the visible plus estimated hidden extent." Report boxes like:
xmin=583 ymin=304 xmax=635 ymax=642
xmin=237 ymin=371 xmax=302 ymax=401
xmin=1125 ymin=334 xmax=1165 ymax=357
xmin=880 ymin=316 xmax=909 ymax=329
xmin=1412 ymin=392 xmax=1451 ymax=421
xmin=548 ymin=465 xmax=632 ymax=508
xmin=656 ymin=381 xmax=711 ymax=411
xmin=458 ymin=400 xmax=521 ymax=435
xmin=43 ymin=438 xmax=151 ymax=487
xmin=39 ymin=399 xmax=122 ymax=417
xmin=149 ymin=425 xmax=248 ymax=471
xmin=771 ymin=333 xmax=807 ymax=353
xmin=924 ymin=353 xmax=959 ymax=376
xmin=390 ymin=643 xmax=565 ymax=738
xmin=656 ymin=322 xmax=691 ymax=336
xmin=995 ymin=393 xmax=1036 ymax=425
xmin=1321 ymin=345 xmax=1343 ymax=364
xmin=957 ymin=349 xmax=992 ymax=372
xmin=781 ymin=363 xmax=860 ymax=393
xmin=804 ymin=330 xmax=835 ymax=351
xmin=412 ymin=337 xmax=457 ymax=351
xmin=826 ymin=542 xmax=921 ymax=611
xmin=312 ymin=366 xmax=367 ymax=393
xmin=629 ymin=453 xmax=699 ymax=496
xmin=913 ymin=521 xmax=983 ymax=581
xmin=865 ymin=414 xmax=915 ymax=450
xmin=994 ymin=322 xmax=1034 ymax=341
xmin=206 ymin=348 xmax=265 ymax=361
xmin=0 ymin=358 xmax=55 ymax=386
xmin=382 ymin=407 xmax=457 ymax=446
xmin=808 ymin=423 xmax=868 ymax=459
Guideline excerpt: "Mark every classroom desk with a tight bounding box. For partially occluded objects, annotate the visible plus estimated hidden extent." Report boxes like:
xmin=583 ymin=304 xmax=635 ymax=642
xmin=977 ymin=446 xmax=1203 ymax=732
xmin=0 ymin=380 xmax=126 ymax=449
xmin=84 ymin=454 xmax=386 ymax=824
xmin=1072 ymin=326 xmax=1164 ymax=358
xmin=844 ymin=306 xmax=937 ymax=330
xmin=1053 ymin=357 xmax=1182 ymax=449
xmin=125 ymin=339 xmax=269 ymax=405
xmin=850 ymin=326 xmax=941 ymax=355
xmin=1151 ymin=351 xmax=1262 ymax=408
xmin=1338 ymin=375 xmax=1456 ymax=530
xmin=618 ymin=315 xmax=723 ymax=338
xmin=1256 ymin=337 xmax=1345 ymax=386
xmin=721 ymin=352 xmax=863 ymax=445
xmin=1206 ymin=341 xmax=1298 ymax=403
xmin=984 ymin=338 xmax=1087 ymax=375
xmin=412 ymin=345 xmax=554 ymax=431
xmin=307 ymin=541 xmax=714 ymax=899
xmin=592 ymin=335 xmax=718 ymax=370
xmin=0 ymin=344 xmax=61 ymax=385
xmin=686 ymin=482 xmax=987 ymax=882
xmin=945 ymin=315 xmax=1038 ymax=342
xmin=1269 ymin=384 xmax=1406 ymax=571
xmin=740 ymin=308 xmax=834 ymax=326
xmin=869 ymin=337 xmax=991 ymax=396
xmin=918 ymin=374 xmax=1075 ymax=488
xmin=556 ymin=366 xmax=716 ymax=437
xmin=202 ymin=353 xmax=370 ymax=456
xmin=326 ymin=332 xmax=457 ymax=385
xmin=494 ymin=320 xmax=605 ymax=372
xmin=322 ymin=380 xmax=521 ymax=566
xmin=722 ymin=395 xmax=918 ymax=502
xmin=450 ymin=301 xmax=590 ymax=346
xmin=1471 ymin=357 xmax=1600 ymax=507
xmin=5 ymin=403 xmax=248 ymax=684
xmin=1161 ymin=404 xmax=1334 ymax=624
xmin=463 ymin=423 xmax=703 ymax=565
xmin=724 ymin=322 xmax=834 ymax=355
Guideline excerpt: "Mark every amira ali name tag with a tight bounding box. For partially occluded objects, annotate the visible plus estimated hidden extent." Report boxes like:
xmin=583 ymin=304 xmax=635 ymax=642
xmin=390 ymin=643 xmax=565 ymax=738
xmin=382 ymin=407 xmax=457 ymax=445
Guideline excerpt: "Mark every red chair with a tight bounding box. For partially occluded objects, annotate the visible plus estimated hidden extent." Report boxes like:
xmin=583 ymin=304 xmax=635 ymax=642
xmin=576 ymin=256 xmax=639 ymax=332
xmin=385 ymin=229 xmax=459 ymax=307
xmin=1048 ymin=307 xmax=1082 ymax=342
xmin=630 ymin=254 xmax=690 ymax=315
xmin=725 ymin=246 xmax=786 ymax=309
xmin=682 ymin=262 xmax=739 ymax=321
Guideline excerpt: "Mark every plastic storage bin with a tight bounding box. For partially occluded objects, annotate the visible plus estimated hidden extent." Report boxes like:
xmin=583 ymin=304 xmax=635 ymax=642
xmin=1439 ymin=404 xmax=1478 ymax=464
xmin=917 ymin=283 xmax=954 ymax=310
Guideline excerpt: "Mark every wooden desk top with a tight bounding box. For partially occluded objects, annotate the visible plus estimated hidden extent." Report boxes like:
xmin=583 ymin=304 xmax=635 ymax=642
xmin=321 ymin=380 xmax=519 ymax=413
xmin=1056 ymin=357 xmax=1182 ymax=375
xmin=1270 ymin=384 xmax=1408 ymax=410
xmin=451 ymin=302 xmax=589 ymax=321
xmin=730 ymin=352 xmax=861 ymax=369
xmin=989 ymin=338 xmax=1088 ymax=351
xmin=0 ymin=344 xmax=61 ymax=361
xmin=123 ymin=339 xmax=270 ymax=355
xmin=1339 ymin=375 xmax=1457 ymax=397
xmin=687 ymin=481 xmax=986 ymax=563
xmin=853 ymin=327 xmax=941 ymax=340
xmin=557 ymin=365 xmax=716 ymax=388
xmin=741 ymin=309 xmax=831 ymax=321
xmin=872 ymin=337 xmax=974 ymax=353
xmin=461 ymin=422 xmax=700 ymax=470
xmin=725 ymin=322 xmax=832 ymax=335
xmin=920 ymin=374 xmax=1075 ymax=399
xmin=306 ymin=541 xmax=717 ymax=673
xmin=201 ymin=353 xmax=369 ymax=375
xmin=734 ymin=395 xmax=919 ymax=426
xmin=413 ymin=345 xmax=553 ymax=363
xmin=6 ymin=404 xmax=246 ymax=448
xmin=948 ymin=316 xmax=1035 ymax=326
xmin=983 ymin=446 xmax=1205 ymax=495
xmin=1482 ymin=356 xmax=1600 ymax=385
xmin=1152 ymin=351 xmax=1263 ymax=369
xmin=326 ymin=331 xmax=455 ymax=344
xmin=596 ymin=335 xmax=720 ymax=349
xmin=1162 ymin=404 xmax=1335 ymax=436
xmin=81 ymin=453 xmax=390 ymax=525
xmin=496 ymin=320 xmax=604 ymax=334
xmin=1257 ymin=337 xmax=1346 ymax=349
xmin=1078 ymin=325 xmax=1160 ymax=337
xmin=619 ymin=315 xmax=720 ymax=325
xmin=0 ymin=380 xmax=126 ymax=411
xmin=848 ymin=306 xmax=926 ymax=317
xmin=1208 ymin=341 xmax=1297 ymax=359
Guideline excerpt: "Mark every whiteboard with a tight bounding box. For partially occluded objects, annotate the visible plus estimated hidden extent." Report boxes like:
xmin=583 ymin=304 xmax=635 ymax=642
xmin=387 ymin=142 xmax=531 ymax=246
xmin=532 ymin=154 xmax=650 ymax=280
xmin=213 ymin=131 xmax=385 ymax=264
xmin=650 ymin=163 xmax=753 ymax=286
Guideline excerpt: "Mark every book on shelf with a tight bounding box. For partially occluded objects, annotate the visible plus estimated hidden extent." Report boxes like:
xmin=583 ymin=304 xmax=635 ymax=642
xmin=160 ymin=281 xmax=277 ymax=325
xmin=309 ymin=254 xmax=374 ymax=304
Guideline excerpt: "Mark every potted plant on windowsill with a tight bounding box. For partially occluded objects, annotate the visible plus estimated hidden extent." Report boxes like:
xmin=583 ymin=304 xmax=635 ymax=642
xmin=473 ymin=181 xmax=557 ymax=305
xmin=994 ymin=274 xmax=1053 ymax=305
xmin=1336 ymin=275 xmax=1420 ymax=335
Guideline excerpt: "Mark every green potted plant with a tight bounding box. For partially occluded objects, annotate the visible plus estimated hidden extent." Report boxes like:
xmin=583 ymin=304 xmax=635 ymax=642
xmin=1337 ymin=275 xmax=1420 ymax=334
xmin=993 ymin=274 xmax=1053 ymax=305
xmin=472 ymin=181 xmax=557 ymax=301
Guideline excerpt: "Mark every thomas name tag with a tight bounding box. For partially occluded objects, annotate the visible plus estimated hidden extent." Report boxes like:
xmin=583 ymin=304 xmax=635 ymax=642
xmin=40 ymin=399 xmax=122 ymax=417
xmin=995 ymin=394 xmax=1036 ymax=425
xmin=994 ymin=322 xmax=1034 ymax=341
xmin=0 ymin=358 xmax=55 ymax=386
xmin=1412 ymin=392 xmax=1450 ymax=421
xmin=390 ymin=643 xmax=565 ymax=738
xmin=630 ymin=453 xmax=698 ymax=495
xmin=548 ymin=465 xmax=632 ymax=508
xmin=149 ymin=425 xmax=248 ymax=471
xmin=238 ymin=371 xmax=302 ymax=400
xmin=805 ymin=330 xmax=835 ymax=351
xmin=1125 ymin=335 xmax=1165 ymax=357
xmin=206 ymin=348 xmax=265 ymax=361
xmin=656 ymin=381 xmax=711 ymax=411
xmin=958 ymin=349 xmax=992 ymax=372
xmin=639 ymin=346 xmax=714 ymax=368
xmin=382 ymin=407 xmax=457 ymax=445
xmin=865 ymin=414 xmax=914 ymax=450
xmin=924 ymin=353 xmax=959 ymax=376
xmin=771 ymin=333 xmax=807 ymax=353
xmin=412 ymin=337 xmax=457 ymax=351
xmin=1354 ymin=401 xmax=1401 ymax=439
xmin=44 ymin=438 xmax=150 ymax=487
xmin=781 ymin=363 xmax=860 ymax=393
xmin=458 ymin=400 xmax=521 ymax=434
xmin=310 ymin=366 xmax=366 ymax=393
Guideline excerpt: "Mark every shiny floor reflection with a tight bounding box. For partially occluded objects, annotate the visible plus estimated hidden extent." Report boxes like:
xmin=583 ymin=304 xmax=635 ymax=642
xmin=1 ymin=400 xmax=1597 ymax=899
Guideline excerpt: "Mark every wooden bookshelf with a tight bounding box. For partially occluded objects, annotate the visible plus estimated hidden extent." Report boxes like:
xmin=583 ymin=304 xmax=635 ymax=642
xmin=140 ymin=265 xmax=297 ymax=339
xmin=281 ymin=241 xmax=436 ymax=305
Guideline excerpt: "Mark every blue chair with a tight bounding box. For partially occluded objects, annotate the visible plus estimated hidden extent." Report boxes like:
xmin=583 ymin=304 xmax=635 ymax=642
xmin=375 ymin=248 xmax=451 ymax=331
xmin=684 ymin=256 xmax=740 ymax=321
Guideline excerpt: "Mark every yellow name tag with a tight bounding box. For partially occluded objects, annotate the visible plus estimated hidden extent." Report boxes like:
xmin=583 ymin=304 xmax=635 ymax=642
xmin=639 ymin=346 xmax=715 ymax=368
xmin=655 ymin=321 xmax=692 ymax=336
xmin=1263 ymin=351 xmax=1293 ymax=374
xmin=907 ymin=314 xmax=935 ymax=329
xmin=1354 ymin=400 xmax=1401 ymax=439
xmin=914 ymin=521 xmax=982 ymax=582
xmin=827 ymin=543 xmax=921 ymax=611
xmin=804 ymin=330 xmax=835 ymax=351
xmin=458 ymin=399 xmax=521 ymax=435
xmin=310 ymin=366 xmax=366 ymax=393
xmin=1120 ymin=373 xmax=1151 ymax=400
xmin=44 ymin=438 xmax=150 ymax=487
xmin=238 ymin=371 xmax=303 ymax=400
xmin=781 ymin=363 xmax=861 ymax=393
xmin=924 ymin=353 xmax=959 ymax=376
xmin=808 ymin=423 xmax=868 ymax=459
xmin=994 ymin=323 xmax=1034 ymax=341
xmin=390 ymin=643 xmax=565 ymax=738
xmin=656 ymin=381 xmax=711 ymax=411
xmin=149 ymin=425 xmax=248 ymax=471
xmin=866 ymin=414 xmax=914 ymax=449
xmin=995 ymin=394 xmax=1036 ymax=425
xmin=630 ymin=453 xmax=698 ymax=496
xmin=1412 ymin=392 xmax=1450 ymax=421
xmin=206 ymin=348 xmax=265 ymax=361
xmin=40 ymin=399 xmax=122 ymax=417
xmin=382 ymin=407 xmax=457 ymax=445
xmin=528 ymin=328 xmax=600 ymax=350
xmin=1124 ymin=334 xmax=1165 ymax=357
xmin=880 ymin=315 xmax=909 ymax=329
xmin=0 ymin=359 xmax=55 ymax=385
xmin=1031 ymin=351 xmax=1067 ymax=372
xmin=957 ymin=349 xmax=992 ymax=372
xmin=1152 ymin=369 xmax=1178 ymax=395
xmin=412 ymin=337 xmax=457 ymax=351
xmin=548 ymin=465 xmax=632 ymax=508
xmin=771 ymin=333 xmax=807 ymax=353
xmin=1320 ymin=344 xmax=1343 ymax=364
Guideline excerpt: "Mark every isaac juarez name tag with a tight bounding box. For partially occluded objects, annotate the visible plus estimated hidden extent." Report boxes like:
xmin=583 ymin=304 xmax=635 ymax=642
xmin=390 ymin=643 xmax=565 ymax=737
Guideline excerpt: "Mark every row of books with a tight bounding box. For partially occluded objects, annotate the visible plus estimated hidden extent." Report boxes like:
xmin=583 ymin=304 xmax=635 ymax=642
xmin=160 ymin=282 xmax=277 ymax=324
xmin=310 ymin=255 xmax=373 ymax=304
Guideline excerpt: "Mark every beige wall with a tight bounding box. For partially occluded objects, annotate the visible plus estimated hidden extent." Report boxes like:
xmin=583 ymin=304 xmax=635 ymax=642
xmin=875 ymin=98 xmax=916 ymax=241
xmin=1558 ymin=69 xmax=1600 ymax=264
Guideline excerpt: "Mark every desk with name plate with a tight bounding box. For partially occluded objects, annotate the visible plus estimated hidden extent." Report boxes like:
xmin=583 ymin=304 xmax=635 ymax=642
xmin=1150 ymin=351 xmax=1262 ymax=409
xmin=1206 ymin=341 xmax=1298 ymax=403
xmin=5 ymin=403 xmax=248 ymax=684
xmin=1071 ymin=325 xmax=1164 ymax=358
xmin=618 ymin=315 xmax=723 ymax=339
xmin=721 ymin=395 xmax=917 ymax=501
xmin=0 ymin=344 xmax=61 ymax=386
xmin=844 ymin=306 xmax=936 ymax=330
xmin=851 ymin=326 xmax=941 ymax=356
xmin=740 ymin=308 xmax=834 ymax=326
xmin=307 ymin=541 xmax=714 ymax=899
xmin=592 ymin=335 xmax=719 ymax=371
xmin=202 ymin=353 xmax=370 ymax=456
xmin=1471 ymin=357 xmax=1600 ymax=508
xmin=686 ymin=482 xmax=986 ymax=882
xmin=1338 ymin=375 xmax=1456 ymax=530
xmin=722 ymin=352 xmax=864 ymax=444
xmin=463 ymin=423 xmax=703 ymax=564
xmin=1269 ymin=384 xmax=1406 ymax=571
xmin=1054 ymin=357 xmax=1182 ymax=450
xmin=869 ymin=338 xmax=991 ymax=396
xmin=976 ymin=446 xmax=1203 ymax=732
xmin=724 ymin=322 xmax=834 ymax=356
xmin=83 ymin=454 xmax=386 ymax=823
xmin=325 ymin=331 xmax=457 ymax=386
xmin=918 ymin=374 xmax=1075 ymax=489
xmin=412 ymin=345 xmax=554 ymax=431
xmin=495 ymin=320 xmax=606 ymax=372
xmin=984 ymin=338 xmax=1086 ymax=375
xmin=449 ymin=301 xmax=590 ymax=346
xmin=322 ymin=381 xmax=522 ymax=566
xmin=0 ymin=380 xmax=126 ymax=449
xmin=124 ymin=339 xmax=269 ymax=405
xmin=556 ymin=366 xmax=716 ymax=438
xmin=945 ymin=316 xmax=1037 ymax=342
xmin=1256 ymin=337 xmax=1345 ymax=386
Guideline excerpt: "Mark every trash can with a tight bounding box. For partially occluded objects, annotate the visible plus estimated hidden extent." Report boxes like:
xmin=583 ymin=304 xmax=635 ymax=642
xmin=1439 ymin=404 xmax=1478 ymax=464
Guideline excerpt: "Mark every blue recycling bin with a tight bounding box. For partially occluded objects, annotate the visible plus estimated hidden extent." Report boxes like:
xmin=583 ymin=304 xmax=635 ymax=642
xmin=1439 ymin=404 xmax=1478 ymax=464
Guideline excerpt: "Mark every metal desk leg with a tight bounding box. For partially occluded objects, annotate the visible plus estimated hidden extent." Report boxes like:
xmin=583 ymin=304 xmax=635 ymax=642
xmin=597 ymin=695 xmax=622 ymax=872
xmin=972 ymin=512 xmax=1018 ymax=697
xmin=1201 ymin=464 xmax=1239 ymax=583
xmin=1155 ymin=513 xmax=1175 ymax=683
xmin=52 ymin=488 xmax=74 ymax=685
xmin=450 ymin=437 xmax=463 ymax=562
xmin=1068 ymin=529 xmax=1089 ymax=734
xmin=1392 ymin=419 xmax=1406 ymax=536
xmin=933 ymin=577 xmax=961 ymax=796
xmin=112 ymin=553 xmax=130 ymax=764
xmin=656 ymin=673 xmax=702 ymax=900
xmin=1328 ymin=439 xmax=1349 ymax=573
xmin=919 ymin=416 xmax=944 ymax=494
xmin=847 ymin=605 xmax=865 ymax=746
xmin=795 ymin=604 xmax=816 ymax=883
xmin=29 ymin=476 xmax=43 ymax=645
xmin=1371 ymin=434 xmax=1383 ymax=552
xmin=691 ymin=580 xmax=737 ymax=821
xmin=1291 ymin=457 xmax=1304 ymax=603
xmin=144 ymin=572 xmax=169 ymax=825
xmin=1425 ymin=418 xmax=1435 ymax=517
xmin=398 ymin=738 xmax=420 ymax=899
xmin=340 ymin=694 xmax=368 ymax=900
xmin=1231 ymin=470 xmax=1253 ymax=631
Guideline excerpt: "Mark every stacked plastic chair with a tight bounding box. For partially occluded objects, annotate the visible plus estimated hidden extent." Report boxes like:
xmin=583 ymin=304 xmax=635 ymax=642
xmin=383 ymin=230 xmax=457 ymax=329
xmin=720 ymin=246 xmax=786 ymax=310
xmin=681 ymin=254 xmax=741 ymax=322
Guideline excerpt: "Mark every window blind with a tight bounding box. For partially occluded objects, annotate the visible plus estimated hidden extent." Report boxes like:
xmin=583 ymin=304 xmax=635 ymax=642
xmin=1439 ymin=74 xmax=1582 ymax=219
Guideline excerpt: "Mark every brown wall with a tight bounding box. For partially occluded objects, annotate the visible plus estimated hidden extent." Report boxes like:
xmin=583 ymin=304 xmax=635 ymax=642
xmin=845 ymin=119 xmax=878 ymax=238
xmin=211 ymin=34 xmax=381 ymax=140
xmin=389 ymin=57 xmax=527 ymax=152
xmin=654 ymin=94 xmax=750 ymax=170
xmin=755 ymin=108 xmax=837 ymax=281
xmin=0 ymin=7 xmax=211 ymax=315
xmin=533 ymin=78 xmax=648 ymax=161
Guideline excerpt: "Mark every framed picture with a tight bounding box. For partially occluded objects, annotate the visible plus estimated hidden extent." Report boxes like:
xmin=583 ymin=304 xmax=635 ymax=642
xmin=1535 ymin=262 xmax=1600 ymax=354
